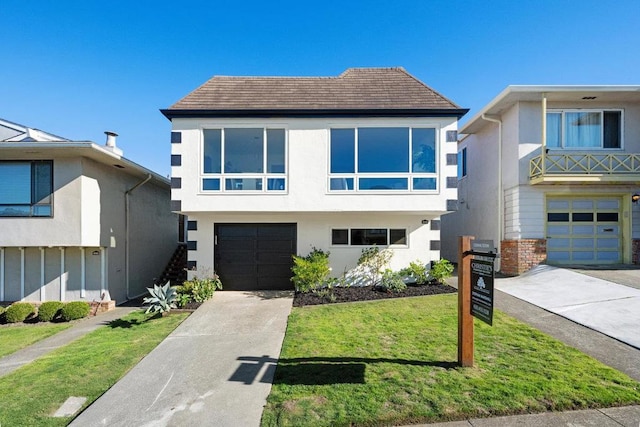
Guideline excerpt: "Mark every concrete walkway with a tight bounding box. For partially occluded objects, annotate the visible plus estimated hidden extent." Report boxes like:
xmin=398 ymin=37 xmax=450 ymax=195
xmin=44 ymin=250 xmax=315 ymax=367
xmin=0 ymin=307 xmax=138 ymax=377
xmin=496 ymin=264 xmax=640 ymax=349
xmin=70 ymin=291 xmax=293 ymax=427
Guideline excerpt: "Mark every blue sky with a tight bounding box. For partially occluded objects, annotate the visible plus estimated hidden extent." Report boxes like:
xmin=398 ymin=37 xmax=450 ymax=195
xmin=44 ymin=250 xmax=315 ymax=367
xmin=2 ymin=0 xmax=639 ymax=176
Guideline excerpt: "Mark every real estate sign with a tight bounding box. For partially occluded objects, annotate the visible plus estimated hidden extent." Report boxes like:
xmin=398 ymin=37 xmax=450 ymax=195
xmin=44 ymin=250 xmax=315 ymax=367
xmin=470 ymin=259 xmax=494 ymax=326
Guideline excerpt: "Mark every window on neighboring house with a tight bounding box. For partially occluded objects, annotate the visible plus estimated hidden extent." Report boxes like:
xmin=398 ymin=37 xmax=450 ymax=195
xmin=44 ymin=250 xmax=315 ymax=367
xmin=546 ymin=110 xmax=622 ymax=149
xmin=457 ymin=147 xmax=467 ymax=179
xmin=331 ymin=228 xmax=407 ymax=246
xmin=202 ymin=128 xmax=286 ymax=192
xmin=329 ymin=127 xmax=437 ymax=191
xmin=0 ymin=161 xmax=53 ymax=217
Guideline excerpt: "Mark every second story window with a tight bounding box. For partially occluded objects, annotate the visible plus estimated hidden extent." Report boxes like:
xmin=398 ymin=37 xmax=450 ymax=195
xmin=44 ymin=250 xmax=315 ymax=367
xmin=457 ymin=147 xmax=467 ymax=179
xmin=546 ymin=110 xmax=622 ymax=149
xmin=202 ymin=128 xmax=286 ymax=192
xmin=0 ymin=160 xmax=53 ymax=217
xmin=329 ymin=127 xmax=438 ymax=192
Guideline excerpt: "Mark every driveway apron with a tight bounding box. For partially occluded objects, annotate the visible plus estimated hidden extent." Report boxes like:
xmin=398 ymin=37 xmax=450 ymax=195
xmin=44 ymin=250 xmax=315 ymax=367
xmin=70 ymin=291 xmax=293 ymax=427
xmin=496 ymin=265 xmax=640 ymax=349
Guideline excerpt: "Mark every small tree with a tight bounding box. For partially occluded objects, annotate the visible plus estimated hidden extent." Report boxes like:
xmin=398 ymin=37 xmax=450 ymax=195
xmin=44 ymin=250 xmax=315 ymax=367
xmin=357 ymin=246 xmax=393 ymax=286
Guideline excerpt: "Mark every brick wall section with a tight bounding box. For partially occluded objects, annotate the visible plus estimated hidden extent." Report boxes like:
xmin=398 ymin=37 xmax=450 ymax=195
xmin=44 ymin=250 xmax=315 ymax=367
xmin=500 ymin=239 xmax=547 ymax=275
xmin=633 ymin=239 xmax=640 ymax=264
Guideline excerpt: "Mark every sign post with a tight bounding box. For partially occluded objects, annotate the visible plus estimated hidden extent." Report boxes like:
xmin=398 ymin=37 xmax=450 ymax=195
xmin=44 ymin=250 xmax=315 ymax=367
xmin=458 ymin=236 xmax=497 ymax=367
xmin=458 ymin=236 xmax=474 ymax=367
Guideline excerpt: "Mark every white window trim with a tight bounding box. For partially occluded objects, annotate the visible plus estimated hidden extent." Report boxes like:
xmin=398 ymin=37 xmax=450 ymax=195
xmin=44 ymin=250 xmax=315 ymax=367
xmin=546 ymin=109 xmax=624 ymax=151
xmin=327 ymin=126 xmax=440 ymax=194
xmin=329 ymin=227 xmax=409 ymax=247
xmin=199 ymin=127 xmax=289 ymax=194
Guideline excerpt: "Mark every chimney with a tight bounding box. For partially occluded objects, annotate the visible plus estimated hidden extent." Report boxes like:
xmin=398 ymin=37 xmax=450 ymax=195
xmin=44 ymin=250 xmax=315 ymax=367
xmin=104 ymin=131 xmax=123 ymax=156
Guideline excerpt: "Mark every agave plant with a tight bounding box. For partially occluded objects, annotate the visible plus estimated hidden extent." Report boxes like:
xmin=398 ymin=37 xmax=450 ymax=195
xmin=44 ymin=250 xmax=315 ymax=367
xmin=143 ymin=282 xmax=177 ymax=314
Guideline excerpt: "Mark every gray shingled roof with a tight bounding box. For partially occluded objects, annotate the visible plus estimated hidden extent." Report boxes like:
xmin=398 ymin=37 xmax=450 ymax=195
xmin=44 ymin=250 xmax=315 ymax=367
xmin=163 ymin=68 xmax=466 ymax=117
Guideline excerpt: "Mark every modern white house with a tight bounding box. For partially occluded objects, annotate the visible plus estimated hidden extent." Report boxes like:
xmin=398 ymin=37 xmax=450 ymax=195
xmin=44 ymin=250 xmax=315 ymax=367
xmin=441 ymin=86 xmax=640 ymax=275
xmin=162 ymin=67 xmax=467 ymax=290
xmin=0 ymin=118 xmax=179 ymax=304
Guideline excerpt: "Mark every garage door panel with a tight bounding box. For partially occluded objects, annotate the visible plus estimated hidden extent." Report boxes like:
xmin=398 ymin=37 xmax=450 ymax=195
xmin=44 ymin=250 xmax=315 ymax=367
xmin=546 ymin=197 xmax=621 ymax=264
xmin=215 ymin=223 xmax=296 ymax=291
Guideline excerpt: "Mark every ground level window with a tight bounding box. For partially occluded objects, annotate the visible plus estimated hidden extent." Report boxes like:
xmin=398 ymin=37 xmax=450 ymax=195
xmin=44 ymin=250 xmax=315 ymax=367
xmin=331 ymin=228 xmax=407 ymax=246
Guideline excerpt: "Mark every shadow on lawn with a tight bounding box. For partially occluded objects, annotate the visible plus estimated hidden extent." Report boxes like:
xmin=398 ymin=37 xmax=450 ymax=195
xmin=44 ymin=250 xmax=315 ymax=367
xmin=231 ymin=355 xmax=457 ymax=386
xmin=106 ymin=317 xmax=147 ymax=329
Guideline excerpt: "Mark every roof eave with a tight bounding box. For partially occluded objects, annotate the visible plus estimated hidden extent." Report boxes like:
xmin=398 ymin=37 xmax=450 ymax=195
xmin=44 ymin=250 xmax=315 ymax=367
xmin=161 ymin=108 xmax=469 ymax=120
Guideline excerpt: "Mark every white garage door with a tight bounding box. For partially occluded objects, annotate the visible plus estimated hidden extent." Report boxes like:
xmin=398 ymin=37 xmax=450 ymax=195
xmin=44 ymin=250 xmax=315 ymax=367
xmin=546 ymin=197 xmax=621 ymax=264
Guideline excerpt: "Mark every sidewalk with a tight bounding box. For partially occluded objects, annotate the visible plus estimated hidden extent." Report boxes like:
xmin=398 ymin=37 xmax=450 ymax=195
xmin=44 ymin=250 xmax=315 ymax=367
xmin=0 ymin=306 xmax=138 ymax=377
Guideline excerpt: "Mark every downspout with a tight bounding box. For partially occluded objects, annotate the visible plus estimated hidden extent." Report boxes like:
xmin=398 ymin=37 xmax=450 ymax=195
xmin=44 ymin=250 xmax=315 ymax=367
xmin=481 ymin=114 xmax=503 ymax=269
xmin=541 ymin=93 xmax=547 ymax=175
xmin=125 ymin=174 xmax=152 ymax=300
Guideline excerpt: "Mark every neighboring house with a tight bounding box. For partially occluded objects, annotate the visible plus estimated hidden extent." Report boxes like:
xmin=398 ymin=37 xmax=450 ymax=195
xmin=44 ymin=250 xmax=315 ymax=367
xmin=162 ymin=67 xmax=467 ymax=290
xmin=0 ymin=118 xmax=178 ymax=303
xmin=441 ymin=86 xmax=640 ymax=275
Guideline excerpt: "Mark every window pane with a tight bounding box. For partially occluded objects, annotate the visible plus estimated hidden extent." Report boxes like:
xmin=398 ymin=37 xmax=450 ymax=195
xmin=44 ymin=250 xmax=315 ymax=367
xmin=267 ymin=129 xmax=285 ymax=173
xmin=597 ymin=212 xmax=618 ymax=222
xmin=389 ymin=229 xmax=406 ymax=245
xmin=413 ymin=178 xmax=437 ymax=190
xmin=603 ymin=111 xmax=621 ymax=148
xmin=350 ymin=229 xmax=388 ymax=245
xmin=330 ymin=178 xmax=354 ymax=190
xmin=457 ymin=148 xmax=467 ymax=178
xmin=203 ymin=129 xmax=222 ymax=173
xmin=332 ymin=229 xmax=348 ymax=245
xmin=546 ymin=113 xmax=561 ymax=148
xmin=202 ymin=178 xmax=220 ymax=191
xmin=330 ymin=129 xmax=355 ymax=173
xmin=565 ymin=112 xmax=601 ymax=148
xmin=33 ymin=205 xmax=51 ymax=216
xmin=267 ymin=178 xmax=286 ymax=191
xmin=0 ymin=205 xmax=30 ymax=216
xmin=359 ymin=177 xmax=408 ymax=190
xmin=572 ymin=213 xmax=593 ymax=222
xmin=548 ymin=213 xmax=569 ymax=222
xmin=412 ymin=128 xmax=436 ymax=172
xmin=224 ymin=128 xmax=263 ymax=173
xmin=0 ymin=162 xmax=31 ymax=204
xmin=358 ymin=127 xmax=409 ymax=172
xmin=225 ymin=178 xmax=262 ymax=190
xmin=33 ymin=161 xmax=52 ymax=204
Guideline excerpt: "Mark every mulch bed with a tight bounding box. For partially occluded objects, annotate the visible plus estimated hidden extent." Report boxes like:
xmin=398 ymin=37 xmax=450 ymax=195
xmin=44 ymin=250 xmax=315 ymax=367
xmin=293 ymin=282 xmax=456 ymax=307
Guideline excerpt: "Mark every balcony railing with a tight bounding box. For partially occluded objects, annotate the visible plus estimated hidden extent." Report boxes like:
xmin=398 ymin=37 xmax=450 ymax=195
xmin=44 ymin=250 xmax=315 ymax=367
xmin=530 ymin=153 xmax=640 ymax=183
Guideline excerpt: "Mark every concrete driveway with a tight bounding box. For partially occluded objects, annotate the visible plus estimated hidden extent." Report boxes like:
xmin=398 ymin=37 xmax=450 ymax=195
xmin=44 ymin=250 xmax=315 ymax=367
xmin=70 ymin=291 xmax=293 ymax=427
xmin=496 ymin=265 xmax=640 ymax=349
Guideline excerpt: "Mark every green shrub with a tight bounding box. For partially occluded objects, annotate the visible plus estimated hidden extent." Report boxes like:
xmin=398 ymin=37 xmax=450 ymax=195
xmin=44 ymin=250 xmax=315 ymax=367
xmin=399 ymin=260 xmax=429 ymax=284
xmin=175 ymin=292 xmax=192 ymax=308
xmin=291 ymin=247 xmax=331 ymax=293
xmin=60 ymin=301 xmax=91 ymax=321
xmin=179 ymin=273 xmax=222 ymax=303
xmin=37 ymin=301 xmax=64 ymax=322
xmin=5 ymin=302 xmax=36 ymax=323
xmin=0 ymin=306 xmax=5 ymax=315
xmin=379 ymin=269 xmax=407 ymax=292
xmin=429 ymin=259 xmax=454 ymax=283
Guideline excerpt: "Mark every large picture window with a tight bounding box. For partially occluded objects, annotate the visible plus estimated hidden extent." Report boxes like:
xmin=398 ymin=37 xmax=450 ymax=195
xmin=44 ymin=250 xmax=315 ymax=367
xmin=331 ymin=228 xmax=407 ymax=246
xmin=329 ymin=127 xmax=437 ymax=191
xmin=546 ymin=110 xmax=622 ymax=149
xmin=202 ymin=128 xmax=286 ymax=192
xmin=0 ymin=161 xmax=53 ymax=217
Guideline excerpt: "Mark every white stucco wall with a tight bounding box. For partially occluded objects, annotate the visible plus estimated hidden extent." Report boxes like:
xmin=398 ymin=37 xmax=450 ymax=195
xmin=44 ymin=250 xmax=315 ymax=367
xmin=171 ymin=117 xmax=459 ymax=215
xmin=186 ymin=212 xmax=441 ymax=284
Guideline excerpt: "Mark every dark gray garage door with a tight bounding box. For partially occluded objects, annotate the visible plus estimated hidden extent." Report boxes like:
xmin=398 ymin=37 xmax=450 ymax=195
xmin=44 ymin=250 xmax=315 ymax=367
xmin=214 ymin=223 xmax=296 ymax=291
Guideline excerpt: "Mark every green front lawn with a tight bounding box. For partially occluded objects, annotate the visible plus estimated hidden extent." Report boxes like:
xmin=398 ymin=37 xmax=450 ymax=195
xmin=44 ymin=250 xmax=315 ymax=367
xmin=0 ymin=323 xmax=72 ymax=358
xmin=0 ymin=311 xmax=189 ymax=427
xmin=262 ymin=294 xmax=640 ymax=426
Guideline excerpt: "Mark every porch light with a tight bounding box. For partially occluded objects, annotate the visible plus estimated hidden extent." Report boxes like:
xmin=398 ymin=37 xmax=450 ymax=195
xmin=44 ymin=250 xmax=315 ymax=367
xmin=632 ymin=193 xmax=640 ymax=203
